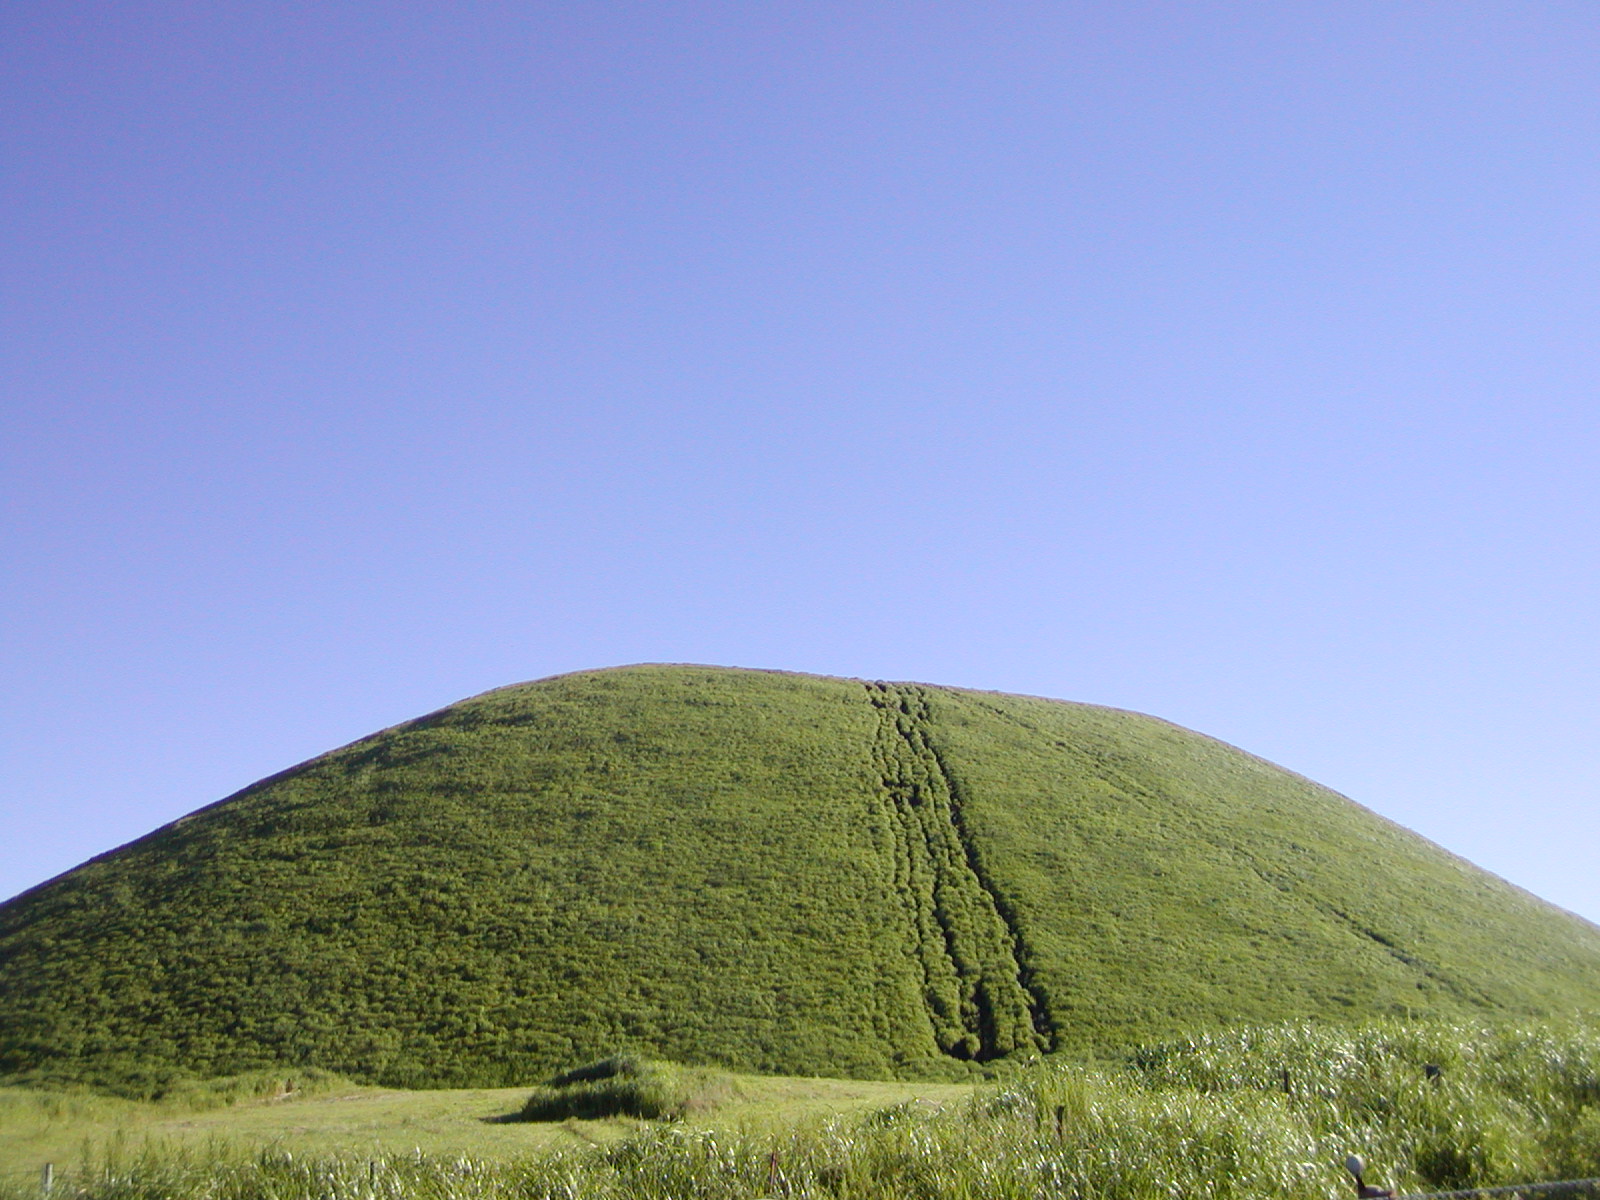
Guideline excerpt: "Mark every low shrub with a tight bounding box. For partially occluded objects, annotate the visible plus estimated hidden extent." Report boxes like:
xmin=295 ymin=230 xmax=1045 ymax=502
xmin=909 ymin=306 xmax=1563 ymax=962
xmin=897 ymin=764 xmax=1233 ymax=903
xmin=518 ymin=1055 xmax=731 ymax=1122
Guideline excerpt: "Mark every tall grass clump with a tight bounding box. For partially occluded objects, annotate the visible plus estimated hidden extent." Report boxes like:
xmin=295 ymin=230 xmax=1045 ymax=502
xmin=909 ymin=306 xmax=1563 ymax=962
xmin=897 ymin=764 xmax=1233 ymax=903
xmin=1125 ymin=1019 xmax=1600 ymax=1189
xmin=9 ymin=1145 xmax=544 ymax=1200
xmin=519 ymin=1055 xmax=732 ymax=1121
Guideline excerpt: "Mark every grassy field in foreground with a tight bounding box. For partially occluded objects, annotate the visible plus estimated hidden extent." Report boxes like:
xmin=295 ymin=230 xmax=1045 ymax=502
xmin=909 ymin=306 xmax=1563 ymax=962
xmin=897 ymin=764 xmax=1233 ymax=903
xmin=0 ymin=1070 xmax=972 ymax=1177
xmin=2 ymin=1020 xmax=1597 ymax=1200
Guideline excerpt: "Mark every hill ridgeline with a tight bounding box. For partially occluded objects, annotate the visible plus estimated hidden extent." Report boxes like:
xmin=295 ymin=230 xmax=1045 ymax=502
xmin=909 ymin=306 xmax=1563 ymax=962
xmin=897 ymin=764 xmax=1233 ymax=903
xmin=3 ymin=664 xmax=1598 ymax=1094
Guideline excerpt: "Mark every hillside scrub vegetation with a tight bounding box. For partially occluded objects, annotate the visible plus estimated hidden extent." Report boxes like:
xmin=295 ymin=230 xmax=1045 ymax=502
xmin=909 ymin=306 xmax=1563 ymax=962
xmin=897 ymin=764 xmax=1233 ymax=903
xmin=3 ymin=665 xmax=1599 ymax=1094
xmin=10 ymin=1020 xmax=1600 ymax=1200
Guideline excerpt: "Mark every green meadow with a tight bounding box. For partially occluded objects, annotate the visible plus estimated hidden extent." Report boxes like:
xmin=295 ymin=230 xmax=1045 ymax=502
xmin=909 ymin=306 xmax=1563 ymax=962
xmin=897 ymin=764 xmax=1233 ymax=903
xmin=4 ymin=1021 xmax=1598 ymax=1200
xmin=0 ymin=1067 xmax=971 ymax=1172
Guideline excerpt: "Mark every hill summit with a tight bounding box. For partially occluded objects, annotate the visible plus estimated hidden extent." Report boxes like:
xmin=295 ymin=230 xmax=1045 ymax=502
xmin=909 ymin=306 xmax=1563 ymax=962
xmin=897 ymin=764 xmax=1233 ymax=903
xmin=4 ymin=664 xmax=1598 ymax=1093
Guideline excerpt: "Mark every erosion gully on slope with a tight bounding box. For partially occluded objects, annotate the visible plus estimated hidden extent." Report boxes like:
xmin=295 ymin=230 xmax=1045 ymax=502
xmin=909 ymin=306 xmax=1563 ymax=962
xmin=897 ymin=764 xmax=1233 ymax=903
xmin=866 ymin=682 xmax=1052 ymax=1061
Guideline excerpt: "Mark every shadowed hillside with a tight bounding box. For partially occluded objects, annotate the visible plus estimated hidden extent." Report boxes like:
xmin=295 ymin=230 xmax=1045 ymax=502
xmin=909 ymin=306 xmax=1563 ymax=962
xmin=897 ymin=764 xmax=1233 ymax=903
xmin=3 ymin=664 xmax=1598 ymax=1094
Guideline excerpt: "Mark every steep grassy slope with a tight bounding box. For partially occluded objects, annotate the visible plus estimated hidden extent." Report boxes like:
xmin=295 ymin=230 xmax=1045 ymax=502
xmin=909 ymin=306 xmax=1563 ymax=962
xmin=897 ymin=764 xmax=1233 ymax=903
xmin=3 ymin=665 xmax=1598 ymax=1094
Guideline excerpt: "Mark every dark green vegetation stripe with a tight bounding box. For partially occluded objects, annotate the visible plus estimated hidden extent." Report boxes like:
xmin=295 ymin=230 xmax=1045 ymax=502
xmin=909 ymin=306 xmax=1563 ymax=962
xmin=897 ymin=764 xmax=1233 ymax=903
xmin=2 ymin=664 xmax=1599 ymax=1096
xmin=866 ymin=682 xmax=1047 ymax=1060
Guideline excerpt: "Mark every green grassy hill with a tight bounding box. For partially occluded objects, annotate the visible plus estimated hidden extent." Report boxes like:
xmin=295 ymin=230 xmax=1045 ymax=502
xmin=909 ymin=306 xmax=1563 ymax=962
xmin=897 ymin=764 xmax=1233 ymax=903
xmin=3 ymin=664 xmax=1598 ymax=1094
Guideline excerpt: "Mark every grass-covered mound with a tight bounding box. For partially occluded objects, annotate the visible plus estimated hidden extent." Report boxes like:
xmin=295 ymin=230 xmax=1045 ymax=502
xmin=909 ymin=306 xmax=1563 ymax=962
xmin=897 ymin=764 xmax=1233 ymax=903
xmin=518 ymin=1055 xmax=732 ymax=1121
xmin=3 ymin=664 xmax=1599 ymax=1093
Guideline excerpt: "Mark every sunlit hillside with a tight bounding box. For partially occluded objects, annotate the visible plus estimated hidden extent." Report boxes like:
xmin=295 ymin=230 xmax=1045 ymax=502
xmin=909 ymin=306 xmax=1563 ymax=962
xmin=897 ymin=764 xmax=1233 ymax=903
xmin=3 ymin=665 xmax=1597 ymax=1095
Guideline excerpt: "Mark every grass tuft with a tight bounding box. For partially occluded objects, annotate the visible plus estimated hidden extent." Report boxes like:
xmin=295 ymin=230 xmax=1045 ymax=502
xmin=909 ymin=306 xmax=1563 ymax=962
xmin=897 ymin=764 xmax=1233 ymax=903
xmin=518 ymin=1055 xmax=733 ymax=1121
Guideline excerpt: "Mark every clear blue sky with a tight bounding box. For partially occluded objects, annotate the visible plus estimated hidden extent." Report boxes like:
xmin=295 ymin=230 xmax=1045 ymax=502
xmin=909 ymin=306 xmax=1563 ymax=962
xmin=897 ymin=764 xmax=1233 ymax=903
xmin=4 ymin=2 xmax=1597 ymax=926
